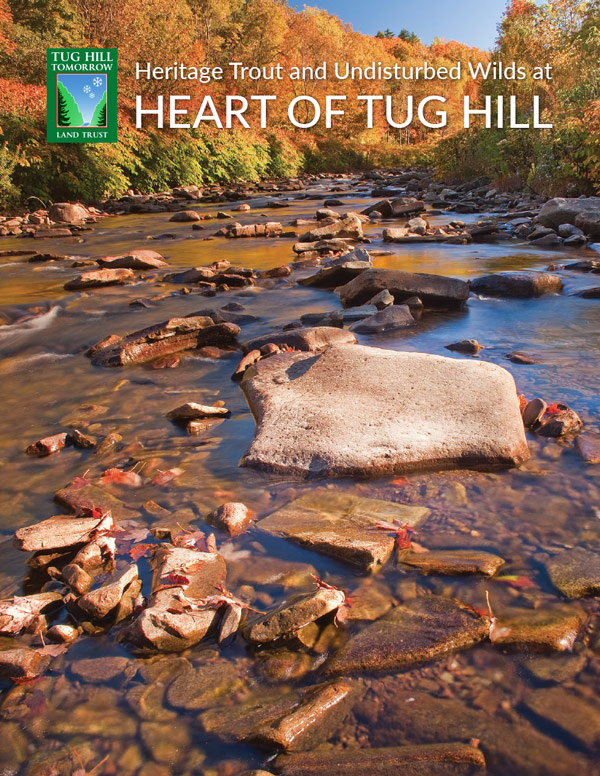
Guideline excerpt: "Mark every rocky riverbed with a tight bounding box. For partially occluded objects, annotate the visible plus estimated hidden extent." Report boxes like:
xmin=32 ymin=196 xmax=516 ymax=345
xmin=0 ymin=170 xmax=599 ymax=776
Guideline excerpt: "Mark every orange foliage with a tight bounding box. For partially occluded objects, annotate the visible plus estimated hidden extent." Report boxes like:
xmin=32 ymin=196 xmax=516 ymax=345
xmin=0 ymin=79 xmax=45 ymax=116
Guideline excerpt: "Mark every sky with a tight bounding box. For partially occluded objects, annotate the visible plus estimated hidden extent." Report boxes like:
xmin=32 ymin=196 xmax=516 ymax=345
xmin=57 ymin=73 xmax=107 ymax=124
xmin=289 ymin=0 xmax=541 ymax=50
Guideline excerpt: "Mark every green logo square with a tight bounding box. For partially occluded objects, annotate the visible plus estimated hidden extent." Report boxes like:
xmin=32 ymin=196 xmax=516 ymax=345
xmin=46 ymin=48 xmax=118 ymax=143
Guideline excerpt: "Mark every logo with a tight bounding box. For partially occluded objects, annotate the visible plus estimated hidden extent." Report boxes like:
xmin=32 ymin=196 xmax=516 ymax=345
xmin=46 ymin=48 xmax=117 ymax=143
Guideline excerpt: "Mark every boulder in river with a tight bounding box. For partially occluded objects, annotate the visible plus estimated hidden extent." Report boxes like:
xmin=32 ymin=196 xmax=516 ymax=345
xmin=275 ymin=742 xmax=486 ymax=776
xmin=536 ymin=196 xmax=600 ymax=230
xmin=324 ymin=596 xmax=489 ymax=676
xmin=240 ymin=344 xmax=530 ymax=479
xmin=297 ymin=247 xmax=372 ymax=289
xmin=90 ymin=316 xmax=240 ymax=366
xmin=489 ymin=605 xmax=584 ymax=652
xmin=299 ymin=213 xmax=364 ymax=242
xmin=25 ymin=431 xmax=70 ymax=457
xmin=121 ymin=545 xmax=226 ymax=651
xmin=349 ymin=305 xmax=414 ymax=334
xmin=167 ymin=402 xmax=231 ymax=422
xmin=206 ymin=502 xmax=252 ymax=536
xmin=244 ymin=583 xmax=346 ymax=644
xmin=338 ymin=269 xmax=469 ymax=309
xmin=242 ymin=326 xmax=356 ymax=354
xmin=78 ymin=564 xmax=139 ymax=620
xmin=545 ymin=548 xmax=600 ymax=598
xmin=200 ymin=679 xmax=364 ymax=751
xmin=64 ymin=268 xmax=135 ymax=290
xmin=49 ymin=202 xmax=89 ymax=223
xmin=258 ymin=489 xmax=428 ymax=572
xmin=98 ymin=250 xmax=168 ymax=270
xmin=225 ymin=222 xmax=283 ymax=238
xmin=0 ymin=648 xmax=50 ymax=681
xmin=14 ymin=513 xmax=115 ymax=552
xmin=169 ymin=210 xmax=202 ymax=222
xmin=470 ymin=272 xmax=563 ymax=298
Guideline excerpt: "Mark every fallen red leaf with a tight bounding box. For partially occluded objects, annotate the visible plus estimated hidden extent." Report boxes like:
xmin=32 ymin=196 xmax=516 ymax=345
xmin=101 ymin=468 xmax=142 ymax=487
xmin=159 ymin=573 xmax=190 ymax=587
xmin=152 ymin=468 xmax=184 ymax=486
xmin=129 ymin=543 xmax=156 ymax=561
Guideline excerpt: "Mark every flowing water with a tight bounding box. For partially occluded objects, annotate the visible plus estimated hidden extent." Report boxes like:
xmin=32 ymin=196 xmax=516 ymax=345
xmin=0 ymin=180 xmax=599 ymax=775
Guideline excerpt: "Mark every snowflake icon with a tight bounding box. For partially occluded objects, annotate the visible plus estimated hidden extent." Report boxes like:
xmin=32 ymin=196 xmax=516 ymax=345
xmin=93 ymin=77 xmax=103 ymax=88
xmin=89 ymin=92 xmax=95 ymax=99
xmin=83 ymin=85 xmax=91 ymax=94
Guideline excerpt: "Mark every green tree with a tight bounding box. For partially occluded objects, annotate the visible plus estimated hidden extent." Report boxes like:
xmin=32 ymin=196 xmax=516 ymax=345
xmin=90 ymin=91 xmax=106 ymax=126
xmin=56 ymin=80 xmax=83 ymax=126
xmin=398 ymin=28 xmax=420 ymax=44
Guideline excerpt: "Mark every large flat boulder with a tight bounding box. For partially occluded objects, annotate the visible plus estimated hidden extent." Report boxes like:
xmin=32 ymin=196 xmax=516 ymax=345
xmin=98 ymin=250 xmax=167 ymax=270
xmin=257 ymin=489 xmax=428 ymax=572
xmin=297 ymin=248 xmax=372 ymax=289
xmin=299 ymin=214 xmax=363 ymax=242
xmin=338 ymin=269 xmax=469 ymax=309
xmin=324 ymin=596 xmax=489 ymax=676
xmin=536 ymin=197 xmax=600 ymax=230
xmin=240 ymin=345 xmax=530 ymax=478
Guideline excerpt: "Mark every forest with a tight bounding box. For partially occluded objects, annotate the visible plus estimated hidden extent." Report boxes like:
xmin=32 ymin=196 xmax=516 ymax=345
xmin=0 ymin=0 xmax=598 ymax=206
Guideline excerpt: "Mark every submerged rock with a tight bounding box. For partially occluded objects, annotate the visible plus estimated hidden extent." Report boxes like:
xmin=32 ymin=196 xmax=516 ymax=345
xmin=244 ymin=584 xmax=346 ymax=644
xmin=338 ymin=268 xmax=469 ymax=309
xmin=55 ymin=480 xmax=138 ymax=521
xmin=258 ymin=489 xmax=428 ymax=572
xmin=577 ymin=434 xmax=600 ymax=463
xmin=71 ymin=656 xmax=130 ymax=683
xmin=167 ymin=657 xmax=246 ymax=710
xmin=324 ymin=596 xmax=489 ymax=676
xmin=167 ymin=402 xmax=230 ymax=422
xmin=399 ymin=549 xmax=504 ymax=577
xmin=121 ymin=545 xmax=226 ymax=651
xmin=523 ymin=688 xmax=600 ymax=751
xmin=275 ymin=742 xmax=486 ymax=776
xmin=490 ymin=606 xmax=584 ymax=651
xmin=240 ymin=345 xmax=530 ymax=479
xmin=545 ymin=548 xmax=600 ymax=598
xmin=445 ymin=339 xmax=483 ymax=355
xmin=90 ymin=316 xmax=240 ymax=366
xmin=200 ymin=679 xmax=364 ymax=751
xmin=470 ymin=272 xmax=562 ymax=298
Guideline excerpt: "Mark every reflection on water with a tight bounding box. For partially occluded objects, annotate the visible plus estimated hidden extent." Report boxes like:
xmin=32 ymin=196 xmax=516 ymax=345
xmin=0 ymin=183 xmax=598 ymax=775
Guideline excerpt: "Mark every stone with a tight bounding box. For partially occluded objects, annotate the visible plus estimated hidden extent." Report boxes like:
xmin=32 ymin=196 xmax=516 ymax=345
xmin=14 ymin=514 xmax=113 ymax=552
xmin=257 ymin=489 xmax=428 ymax=572
xmin=167 ymin=402 xmax=230 ymax=422
xmin=523 ymin=688 xmax=600 ymax=751
xmin=400 ymin=549 xmax=505 ymax=577
xmin=529 ymin=233 xmax=563 ymax=248
xmin=0 ymin=591 xmax=62 ymax=635
xmin=407 ymin=216 xmax=428 ymax=234
xmin=98 ymin=250 xmax=168 ymax=270
xmin=299 ymin=213 xmax=363 ymax=242
xmin=47 ymin=623 xmax=79 ymax=643
xmin=244 ymin=585 xmax=346 ymax=644
xmin=169 ymin=210 xmax=202 ymax=221
xmin=365 ymin=289 xmax=394 ymax=309
xmin=506 ymin=352 xmax=541 ymax=365
xmin=545 ymin=548 xmax=600 ymax=598
xmin=225 ymin=222 xmax=283 ymax=237
xmin=536 ymin=405 xmax=583 ymax=438
xmin=350 ymin=305 xmax=414 ymax=334
xmin=90 ymin=317 xmax=239 ymax=367
xmin=167 ymin=658 xmax=246 ymax=710
xmin=49 ymin=202 xmax=89 ymax=223
xmin=536 ymin=197 xmax=600 ymax=230
xmin=78 ymin=564 xmax=139 ymax=619
xmin=577 ymin=434 xmax=600 ymax=463
xmin=275 ymin=742 xmax=486 ymax=776
xmin=206 ymin=502 xmax=252 ymax=536
xmin=163 ymin=266 xmax=216 ymax=283
xmin=522 ymin=398 xmax=547 ymax=428
xmin=200 ymin=680 xmax=364 ymax=751
xmin=338 ymin=269 xmax=469 ymax=309
xmin=366 ymin=690 xmax=591 ymax=776
xmin=325 ymin=596 xmax=489 ymax=676
xmin=55 ymin=480 xmax=138 ymax=521
xmin=579 ymin=286 xmax=600 ymax=298
xmin=64 ymin=268 xmax=135 ymax=290
xmin=0 ymin=648 xmax=49 ymax=680
xmin=524 ymin=653 xmax=587 ymax=683
xmin=445 ymin=340 xmax=482 ymax=355
xmin=490 ymin=606 xmax=584 ymax=651
xmin=121 ymin=545 xmax=226 ymax=651
xmin=297 ymin=247 xmax=372 ymax=289
xmin=71 ymin=656 xmax=129 ymax=683
xmin=242 ymin=326 xmax=356 ymax=354
xmin=240 ymin=345 xmax=530 ymax=479
xmin=140 ymin=720 xmax=191 ymax=764
xmin=470 ymin=272 xmax=563 ymax=298
xmin=26 ymin=432 xmax=70 ymax=457
xmin=558 ymin=223 xmax=585 ymax=238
